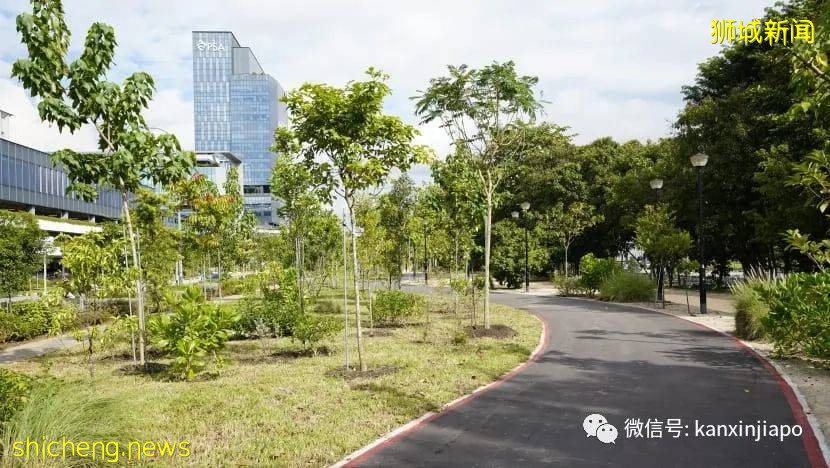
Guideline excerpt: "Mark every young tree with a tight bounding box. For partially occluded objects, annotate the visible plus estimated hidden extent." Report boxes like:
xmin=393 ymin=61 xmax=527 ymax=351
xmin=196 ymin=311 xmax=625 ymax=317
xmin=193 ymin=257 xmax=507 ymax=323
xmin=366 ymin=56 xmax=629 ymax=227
xmin=0 ymin=210 xmax=45 ymax=308
xmin=12 ymin=0 xmax=194 ymax=365
xmin=635 ymin=204 xmax=692 ymax=305
xmin=270 ymin=152 xmax=325 ymax=310
xmin=57 ymin=223 xmax=130 ymax=372
xmin=432 ymin=150 xmax=483 ymax=281
xmin=378 ymin=175 xmax=416 ymax=287
xmin=414 ymin=61 xmax=542 ymax=328
xmin=273 ymin=69 xmax=430 ymax=371
xmin=132 ymin=190 xmax=180 ymax=313
xmin=543 ymin=202 xmax=603 ymax=276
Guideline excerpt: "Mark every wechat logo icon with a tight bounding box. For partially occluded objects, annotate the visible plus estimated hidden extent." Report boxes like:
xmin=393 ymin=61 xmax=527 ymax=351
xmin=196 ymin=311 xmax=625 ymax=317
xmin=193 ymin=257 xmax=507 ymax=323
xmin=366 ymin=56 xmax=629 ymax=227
xmin=583 ymin=413 xmax=619 ymax=444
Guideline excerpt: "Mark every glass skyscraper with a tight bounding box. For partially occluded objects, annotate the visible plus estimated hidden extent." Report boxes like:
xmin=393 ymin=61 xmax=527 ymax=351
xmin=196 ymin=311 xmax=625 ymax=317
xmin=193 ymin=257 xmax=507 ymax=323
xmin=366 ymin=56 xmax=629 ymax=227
xmin=192 ymin=31 xmax=287 ymax=226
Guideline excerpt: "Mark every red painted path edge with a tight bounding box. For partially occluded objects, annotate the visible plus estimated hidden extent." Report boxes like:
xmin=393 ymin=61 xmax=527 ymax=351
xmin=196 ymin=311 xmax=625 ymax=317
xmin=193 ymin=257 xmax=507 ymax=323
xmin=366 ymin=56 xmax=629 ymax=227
xmin=333 ymin=294 xmax=828 ymax=468
xmin=332 ymin=313 xmax=551 ymax=468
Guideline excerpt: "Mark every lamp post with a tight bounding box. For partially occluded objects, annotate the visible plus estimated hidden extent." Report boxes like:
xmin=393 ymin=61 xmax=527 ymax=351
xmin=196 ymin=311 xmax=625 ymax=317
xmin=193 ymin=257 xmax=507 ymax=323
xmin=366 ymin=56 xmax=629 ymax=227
xmin=650 ymin=178 xmax=664 ymax=307
xmin=513 ymin=201 xmax=531 ymax=292
xmin=690 ymin=153 xmax=708 ymax=314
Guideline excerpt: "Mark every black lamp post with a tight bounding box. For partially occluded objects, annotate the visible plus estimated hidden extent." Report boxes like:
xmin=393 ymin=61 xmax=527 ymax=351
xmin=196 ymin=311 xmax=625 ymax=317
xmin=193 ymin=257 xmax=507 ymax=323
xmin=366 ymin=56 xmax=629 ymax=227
xmin=512 ymin=201 xmax=531 ymax=292
xmin=650 ymin=178 xmax=664 ymax=306
xmin=690 ymin=152 xmax=708 ymax=314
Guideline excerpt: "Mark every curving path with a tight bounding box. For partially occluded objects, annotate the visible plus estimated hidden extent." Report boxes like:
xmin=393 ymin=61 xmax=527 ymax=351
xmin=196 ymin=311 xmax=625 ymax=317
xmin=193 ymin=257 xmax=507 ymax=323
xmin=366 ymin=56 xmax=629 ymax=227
xmin=349 ymin=291 xmax=827 ymax=467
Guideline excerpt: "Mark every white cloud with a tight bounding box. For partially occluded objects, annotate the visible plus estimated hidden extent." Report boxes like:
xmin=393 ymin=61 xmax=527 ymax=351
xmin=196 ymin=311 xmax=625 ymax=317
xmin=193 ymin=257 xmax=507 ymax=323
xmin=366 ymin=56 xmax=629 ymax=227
xmin=0 ymin=0 xmax=772 ymax=157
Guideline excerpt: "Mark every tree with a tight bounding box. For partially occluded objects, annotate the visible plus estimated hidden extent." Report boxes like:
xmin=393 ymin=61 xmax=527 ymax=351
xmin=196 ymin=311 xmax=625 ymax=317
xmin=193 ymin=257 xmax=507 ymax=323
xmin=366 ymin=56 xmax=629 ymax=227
xmin=273 ymin=68 xmax=430 ymax=371
xmin=57 ymin=223 xmax=130 ymax=371
xmin=378 ymin=175 xmax=416 ymax=286
xmin=270 ymin=152 xmax=325 ymax=310
xmin=490 ymin=218 xmax=546 ymax=289
xmin=0 ymin=210 xmax=45 ymax=308
xmin=132 ymin=190 xmax=180 ymax=313
xmin=12 ymin=0 xmax=194 ymax=365
xmin=634 ymin=205 xmax=692 ymax=303
xmin=415 ymin=61 xmax=543 ymax=329
xmin=543 ymin=202 xmax=603 ymax=276
xmin=432 ymin=150 xmax=483 ymax=281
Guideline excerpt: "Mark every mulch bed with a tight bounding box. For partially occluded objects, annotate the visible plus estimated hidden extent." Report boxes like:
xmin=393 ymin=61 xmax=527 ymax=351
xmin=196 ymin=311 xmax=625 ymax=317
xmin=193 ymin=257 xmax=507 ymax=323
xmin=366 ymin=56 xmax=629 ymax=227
xmin=272 ymin=346 xmax=333 ymax=358
xmin=465 ymin=324 xmax=517 ymax=339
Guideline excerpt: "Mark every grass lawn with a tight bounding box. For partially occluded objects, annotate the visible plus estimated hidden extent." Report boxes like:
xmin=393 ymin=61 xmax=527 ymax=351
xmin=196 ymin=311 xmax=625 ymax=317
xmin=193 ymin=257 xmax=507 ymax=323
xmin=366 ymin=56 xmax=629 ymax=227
xmin=4 ymin=288 xmax=541 ymax=466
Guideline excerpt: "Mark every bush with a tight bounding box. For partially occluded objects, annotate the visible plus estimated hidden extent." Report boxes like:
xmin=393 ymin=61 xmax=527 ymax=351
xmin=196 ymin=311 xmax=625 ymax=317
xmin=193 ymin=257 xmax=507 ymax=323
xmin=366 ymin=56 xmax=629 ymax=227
xmin=731 ymin=276 xmax=774 ymax=340
xmin=551 ymin=273 xmax=585 ymax=296
xmin=0 ymin=289 xmax=72 ymax=343
xmin=220 ymin=275 xmax=258 ymax=297
xmin=599 ymin=271 xmax=655 ymax=302
xmin=373 ymin=290 xmax=425 ymax=326
xmin=762 ymin=271 xmax=830 ymax=358
xmin=578 ymin=254 xmax=619 ymax=294
xmin=150 ymin=287 xmax=240 ymax=381
xmin=313 ymin=300 xmax=342 ymax=315
xmin=236 ymin=266 xmax=302 ymax=337
xmin=291 ymin=314 xmax=342 ymax=353
xmin=0 ymin=369 xmax=35 ymax=427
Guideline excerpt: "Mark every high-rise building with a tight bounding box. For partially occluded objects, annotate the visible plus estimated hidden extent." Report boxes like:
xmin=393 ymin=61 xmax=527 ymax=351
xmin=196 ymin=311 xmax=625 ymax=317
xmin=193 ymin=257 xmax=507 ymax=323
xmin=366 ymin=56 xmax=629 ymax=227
xmin=192 ymin=31 xmax=287 ymax=226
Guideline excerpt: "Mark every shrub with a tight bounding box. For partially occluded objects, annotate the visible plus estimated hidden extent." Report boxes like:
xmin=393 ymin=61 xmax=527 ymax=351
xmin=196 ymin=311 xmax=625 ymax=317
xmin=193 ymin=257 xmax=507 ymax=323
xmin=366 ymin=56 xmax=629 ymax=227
xmin=763 ymin=271 xmax=830 ymax=358
xmin=599 ymin=271 xmax=655 ymax=302
xmin=731 ymin=276 xmax=774 ymax=340
xmin=236 ymin=266 xmax=302 ymax=337
xmin=0 ymin=289 xmax=73 ymax=343
xmin=551 ymin=273 xmax=585 ymax=296
xmin=314 ymin=300 xmax=343 ymax=315
xmin=578 ymin=254 xmax=619 ymax=294
xmin=220 ymin=276 xmax=257 ymax=297
xmin=373 ymin=290 xmax=425 ymax=326
xmin=291 ymin=314 xmax=342 ymax=353
xmin=150 ymin=287 xmax=240 ymax=381
xmin=0 ymin=369 xmax=35 ymax=427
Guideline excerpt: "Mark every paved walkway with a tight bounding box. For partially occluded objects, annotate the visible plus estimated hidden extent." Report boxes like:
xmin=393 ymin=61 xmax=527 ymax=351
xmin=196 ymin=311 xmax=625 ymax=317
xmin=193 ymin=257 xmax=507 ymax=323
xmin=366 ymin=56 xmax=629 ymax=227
xmin=0 ymin=334 xmax=78 ymax=364
xmin=352 ymin=290 xmax=825 ymax=467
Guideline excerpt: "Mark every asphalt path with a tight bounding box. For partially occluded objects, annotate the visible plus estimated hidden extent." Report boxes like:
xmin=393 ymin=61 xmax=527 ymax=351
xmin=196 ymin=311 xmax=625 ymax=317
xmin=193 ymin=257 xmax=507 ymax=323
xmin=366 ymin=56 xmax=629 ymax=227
xmin=352 ymin=290 xmax=826 ymax=467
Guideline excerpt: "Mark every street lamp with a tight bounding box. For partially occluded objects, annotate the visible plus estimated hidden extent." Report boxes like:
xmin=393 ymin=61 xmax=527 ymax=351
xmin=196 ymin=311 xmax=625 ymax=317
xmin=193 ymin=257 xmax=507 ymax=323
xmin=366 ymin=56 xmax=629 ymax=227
xmin=690 ymin=152 xmax=708 ymax=314
xmin=513 ymin=202 xmax=531 ymax=292
xmin=650 ymin=178 xmax=664 ymax=306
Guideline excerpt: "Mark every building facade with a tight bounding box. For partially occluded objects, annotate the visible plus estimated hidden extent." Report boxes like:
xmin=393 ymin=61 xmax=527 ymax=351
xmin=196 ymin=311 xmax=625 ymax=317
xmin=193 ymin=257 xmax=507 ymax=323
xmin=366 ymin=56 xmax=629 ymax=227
xmin=0 ymin=137 xmax=121 ymax=221
xmin=192 ymin=31 xmax=287 ymax=226
xmin=194 ymin=151 xmax=243 ymax=195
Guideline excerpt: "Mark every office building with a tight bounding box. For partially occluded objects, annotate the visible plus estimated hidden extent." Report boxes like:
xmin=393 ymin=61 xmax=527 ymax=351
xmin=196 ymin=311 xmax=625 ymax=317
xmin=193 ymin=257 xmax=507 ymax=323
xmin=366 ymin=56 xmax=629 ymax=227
xmin=192 ymin=31 xmax=287 ymax=226
xmin=0 ymin=115 xmax=121 ymax=223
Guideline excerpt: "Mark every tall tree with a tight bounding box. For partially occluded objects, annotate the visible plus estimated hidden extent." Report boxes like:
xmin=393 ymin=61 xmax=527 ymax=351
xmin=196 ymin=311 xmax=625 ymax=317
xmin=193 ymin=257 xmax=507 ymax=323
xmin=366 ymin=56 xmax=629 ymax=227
xmin=273 ymin=68 xmax=430 ymax=371
xmin=415 ymin=61 xmax=542 ymax=329
xmin=0 ymin=210 xmax=45 ymax=308
xmin=12 ymin=0 xmax=194 ymax=365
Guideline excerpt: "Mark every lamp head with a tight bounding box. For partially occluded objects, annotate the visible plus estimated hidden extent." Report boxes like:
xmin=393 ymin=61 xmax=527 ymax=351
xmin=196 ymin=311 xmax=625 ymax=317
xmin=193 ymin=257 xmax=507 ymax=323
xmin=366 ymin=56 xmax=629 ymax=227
xmin=650 ymin=178 xmax=664 ymax=190
xmin=520 ymin=201 xmax=530 ymax=212
xmin=690 ymin=153 xmax=709 ymax=167
xmin=511 ymin=211 xmax=519 ymax=219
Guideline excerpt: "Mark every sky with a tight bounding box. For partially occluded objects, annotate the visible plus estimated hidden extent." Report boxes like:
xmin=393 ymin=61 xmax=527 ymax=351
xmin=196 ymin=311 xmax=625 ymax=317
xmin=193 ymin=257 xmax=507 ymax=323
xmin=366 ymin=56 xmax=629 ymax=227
xmin=0 ymin=0 xmax=773 ymax=187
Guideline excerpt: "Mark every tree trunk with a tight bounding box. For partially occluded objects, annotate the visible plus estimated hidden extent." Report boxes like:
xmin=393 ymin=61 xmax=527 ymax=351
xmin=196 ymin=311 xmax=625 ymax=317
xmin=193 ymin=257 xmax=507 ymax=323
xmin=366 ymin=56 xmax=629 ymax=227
xmin=483 ymin=183 xmax=493 ymax=329
xmin=564 ymin=243 xmax=569 ymax=277
xmin=347 ymin=200 xmax=367 ymax=372
xmin=218 ymin=256 xmax=223 ymax=300
xmin=122 ymin=195 xmax=146 ymax=366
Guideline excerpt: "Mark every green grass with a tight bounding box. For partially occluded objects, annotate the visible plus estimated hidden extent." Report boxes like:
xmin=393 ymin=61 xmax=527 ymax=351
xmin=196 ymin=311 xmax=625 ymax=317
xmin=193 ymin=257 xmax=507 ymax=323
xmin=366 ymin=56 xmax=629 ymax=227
xmin=5 ymin=289 xmax=540 ymax=466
